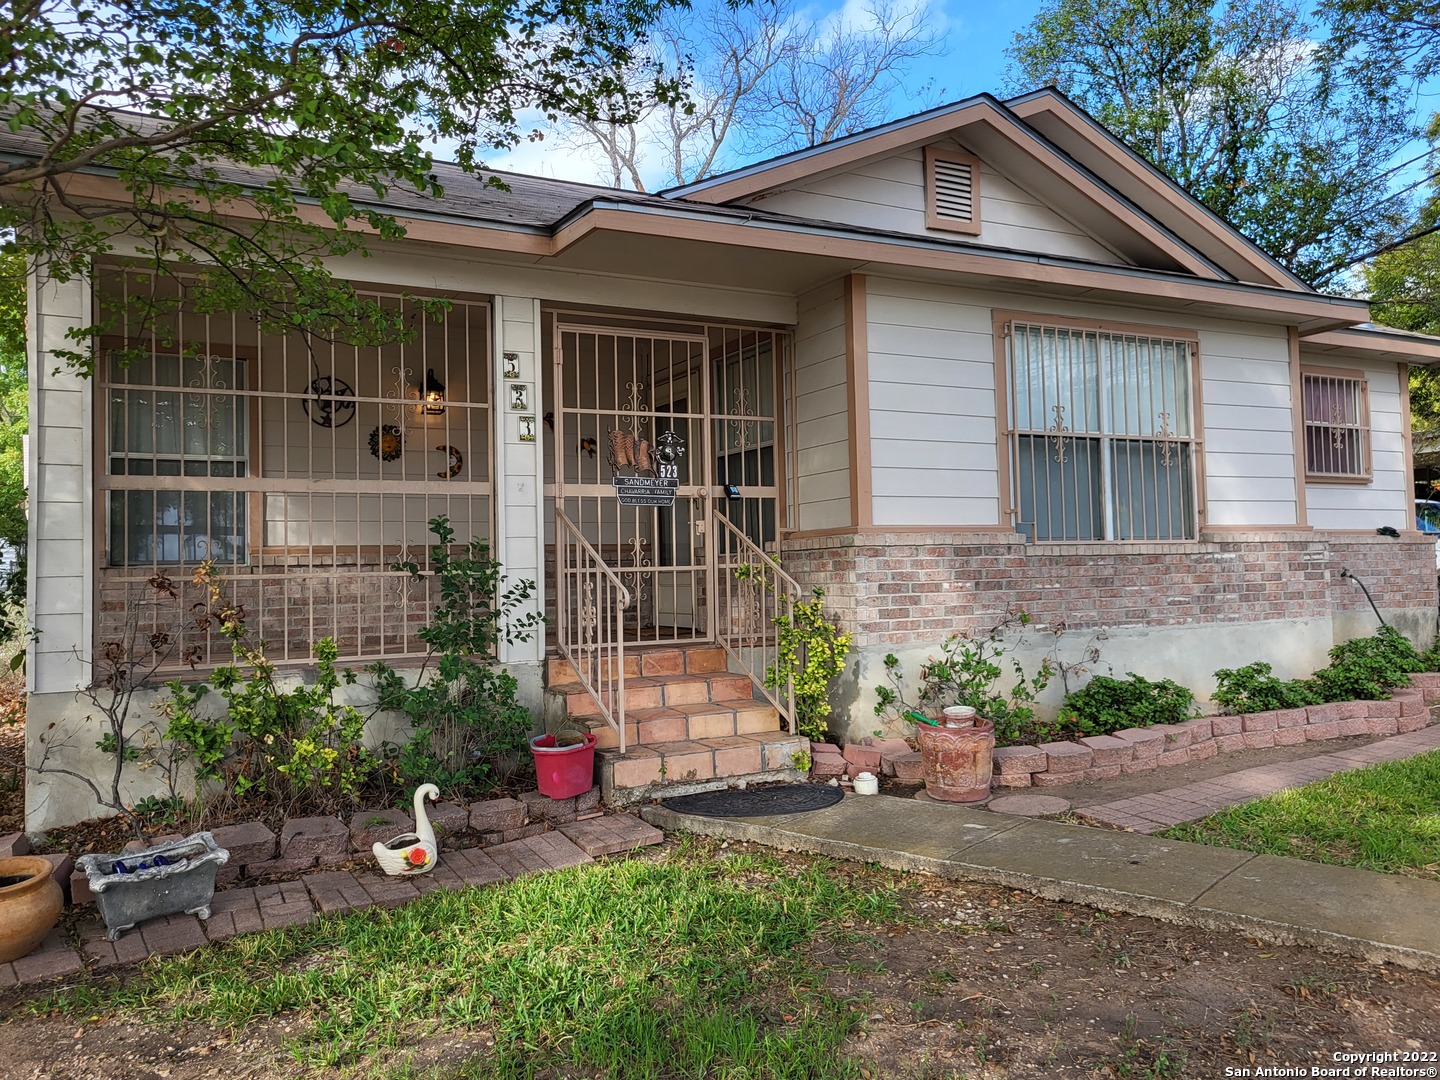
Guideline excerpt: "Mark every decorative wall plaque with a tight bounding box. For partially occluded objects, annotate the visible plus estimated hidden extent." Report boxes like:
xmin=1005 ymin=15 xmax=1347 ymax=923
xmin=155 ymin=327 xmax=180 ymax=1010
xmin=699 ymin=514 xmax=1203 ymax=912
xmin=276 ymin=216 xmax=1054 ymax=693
xmin=503 ymin=352 xmax=521 ymax=379
xmin=302 ymin=375 xmax=356 ymax=428
xmin=518 ymin=415 xmax=536 ymax=442
xmin=510 ymin=383 xmax=530 ymax=411
xmin=608 ymin=427 xmax=683 ymax=506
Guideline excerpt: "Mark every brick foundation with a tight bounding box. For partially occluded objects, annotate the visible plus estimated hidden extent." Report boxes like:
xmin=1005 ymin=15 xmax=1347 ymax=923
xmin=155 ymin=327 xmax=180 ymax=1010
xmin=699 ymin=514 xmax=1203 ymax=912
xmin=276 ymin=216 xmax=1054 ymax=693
xmin=778 ymin=529 xmax=1436 ymax=649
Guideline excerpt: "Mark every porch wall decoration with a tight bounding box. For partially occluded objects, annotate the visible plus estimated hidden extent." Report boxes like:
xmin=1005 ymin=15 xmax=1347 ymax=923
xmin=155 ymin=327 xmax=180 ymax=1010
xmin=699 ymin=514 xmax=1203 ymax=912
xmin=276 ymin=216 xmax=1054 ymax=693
xmin=509 ymin=383 xmax=530 ymax=411
xmin=436 ymin=444 xmax=463 ymax=478
xmin=302 ymin=375 xmax=357 ymax=429
xmin=502 ymin=351 xmax=521 ymax=380
xmin=518 ymin=415 xmax=536 ymax=442
xmin=368 ymin=424 xmax=404 ymax=462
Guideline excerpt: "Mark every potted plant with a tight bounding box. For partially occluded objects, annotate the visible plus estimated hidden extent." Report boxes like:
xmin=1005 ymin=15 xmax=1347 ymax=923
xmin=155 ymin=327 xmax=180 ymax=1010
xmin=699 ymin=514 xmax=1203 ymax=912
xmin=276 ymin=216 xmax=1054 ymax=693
xmin=76 ymin=832 xmax=230 ymax=941
xmin=873 ymin=614 xmax=1052 ymax=803
xmin=907 ymin=706 xmax=996 ymax=802
xmin=0 ymin=856 xmax=64 ymax=962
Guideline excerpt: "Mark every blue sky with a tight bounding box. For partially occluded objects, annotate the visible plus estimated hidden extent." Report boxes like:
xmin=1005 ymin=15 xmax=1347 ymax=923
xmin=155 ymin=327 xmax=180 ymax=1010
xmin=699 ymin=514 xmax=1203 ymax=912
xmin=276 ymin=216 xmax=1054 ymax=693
xmin=489 ymin=0 xmax=1050 ymax=184
xmin=485 ymin=0 xmax=1438 ymax=203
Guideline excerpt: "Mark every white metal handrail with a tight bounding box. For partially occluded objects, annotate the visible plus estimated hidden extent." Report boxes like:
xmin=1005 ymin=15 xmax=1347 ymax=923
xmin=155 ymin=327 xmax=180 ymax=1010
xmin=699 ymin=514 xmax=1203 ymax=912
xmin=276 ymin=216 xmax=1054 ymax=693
xmin=555 ymin=508 xmax=633 ymax=752
xmin=712 ymin=510 xmax=798 ymax=732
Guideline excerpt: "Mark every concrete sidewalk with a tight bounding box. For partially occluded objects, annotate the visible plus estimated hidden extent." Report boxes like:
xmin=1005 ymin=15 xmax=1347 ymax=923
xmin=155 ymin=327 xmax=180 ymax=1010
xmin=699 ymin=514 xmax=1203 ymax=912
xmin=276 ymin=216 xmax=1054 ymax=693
xmin=642 ymin=792 xmax=1440 ymax=973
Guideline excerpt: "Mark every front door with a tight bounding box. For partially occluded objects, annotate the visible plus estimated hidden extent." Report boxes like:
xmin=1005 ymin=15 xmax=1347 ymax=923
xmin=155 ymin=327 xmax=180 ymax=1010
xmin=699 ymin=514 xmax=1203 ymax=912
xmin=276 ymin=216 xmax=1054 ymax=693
xmin=553 ymin=324 xmax=713 ymax=643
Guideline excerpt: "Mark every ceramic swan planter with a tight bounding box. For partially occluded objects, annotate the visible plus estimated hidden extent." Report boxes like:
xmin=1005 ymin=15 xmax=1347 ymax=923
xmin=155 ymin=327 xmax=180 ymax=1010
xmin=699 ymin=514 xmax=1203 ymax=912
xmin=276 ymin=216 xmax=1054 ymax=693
xmin=373 ymin=784 xmax=440 ymax=876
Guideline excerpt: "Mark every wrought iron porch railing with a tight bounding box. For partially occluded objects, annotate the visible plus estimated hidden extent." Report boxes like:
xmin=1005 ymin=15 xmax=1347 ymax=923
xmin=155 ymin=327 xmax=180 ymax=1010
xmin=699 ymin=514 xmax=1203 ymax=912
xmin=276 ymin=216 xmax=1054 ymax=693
xmin=555 ymin=508 xmax=633 ymax=752
xmin=713 ymin=510 xmax=798 ymax=733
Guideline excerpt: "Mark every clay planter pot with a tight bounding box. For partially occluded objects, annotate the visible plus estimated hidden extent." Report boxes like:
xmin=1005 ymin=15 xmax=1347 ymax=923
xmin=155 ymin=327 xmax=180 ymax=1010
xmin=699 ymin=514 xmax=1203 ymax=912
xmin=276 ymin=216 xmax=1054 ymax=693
xmin=915 ymin=718 xmax=995 ymax=802
xmin=0 ymin=856 xmax=64 ymax=963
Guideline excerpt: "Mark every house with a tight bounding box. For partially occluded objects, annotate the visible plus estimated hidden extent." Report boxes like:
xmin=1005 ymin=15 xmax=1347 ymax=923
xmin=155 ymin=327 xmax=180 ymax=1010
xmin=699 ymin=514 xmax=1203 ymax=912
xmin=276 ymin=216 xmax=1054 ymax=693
xmin=20 ymin=90 xmax=1440 ymax=830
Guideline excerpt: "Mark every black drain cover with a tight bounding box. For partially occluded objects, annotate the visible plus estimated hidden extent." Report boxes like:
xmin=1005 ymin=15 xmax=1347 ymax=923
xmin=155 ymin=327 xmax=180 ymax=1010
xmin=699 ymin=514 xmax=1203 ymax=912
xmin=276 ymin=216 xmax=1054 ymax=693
xmin=661 ymin=783 xmax=844 ymax=818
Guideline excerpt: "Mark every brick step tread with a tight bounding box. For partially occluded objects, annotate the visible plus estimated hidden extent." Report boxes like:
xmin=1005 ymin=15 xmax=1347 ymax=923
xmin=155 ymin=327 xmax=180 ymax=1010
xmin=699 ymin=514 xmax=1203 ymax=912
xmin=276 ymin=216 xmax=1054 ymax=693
xmin=546 ymin=645 xmax=728 ymax=684
xmin=554 ymin=674 xmax=759 ymax=716
xmin=584 ymin=699 xmax=781 ymax=750
xmin=598 ymin=730 xmax=809 ymax=790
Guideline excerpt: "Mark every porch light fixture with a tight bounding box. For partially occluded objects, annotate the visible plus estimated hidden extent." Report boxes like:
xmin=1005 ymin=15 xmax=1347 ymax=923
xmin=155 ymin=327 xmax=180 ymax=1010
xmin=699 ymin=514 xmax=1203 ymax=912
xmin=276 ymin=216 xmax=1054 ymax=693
xmin=422 ymin=368 xmax=445 ymax=415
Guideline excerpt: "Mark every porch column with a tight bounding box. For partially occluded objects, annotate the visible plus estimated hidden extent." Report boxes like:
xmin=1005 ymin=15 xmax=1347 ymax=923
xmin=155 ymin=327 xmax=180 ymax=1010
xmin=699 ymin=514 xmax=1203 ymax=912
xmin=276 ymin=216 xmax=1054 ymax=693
xmin=26 ymin=260 xmax=94 ymax=695
xmin=492 ymin=296 xmax=546 ymax=677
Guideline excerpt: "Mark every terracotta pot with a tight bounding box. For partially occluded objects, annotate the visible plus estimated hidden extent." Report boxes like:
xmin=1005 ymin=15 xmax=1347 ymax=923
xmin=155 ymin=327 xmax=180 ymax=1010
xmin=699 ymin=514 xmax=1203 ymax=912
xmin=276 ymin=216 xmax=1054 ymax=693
xmin=915 ymin=718 xmax=995 ymax=802
xmin=0 ymin=855 xmax=64 ymax=963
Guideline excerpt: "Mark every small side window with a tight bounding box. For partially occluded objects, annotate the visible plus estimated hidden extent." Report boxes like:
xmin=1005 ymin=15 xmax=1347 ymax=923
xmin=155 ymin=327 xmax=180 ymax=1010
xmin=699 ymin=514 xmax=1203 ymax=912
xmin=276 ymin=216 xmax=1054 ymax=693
xmin=1301 ymin=367 xmax=1370 ymax=482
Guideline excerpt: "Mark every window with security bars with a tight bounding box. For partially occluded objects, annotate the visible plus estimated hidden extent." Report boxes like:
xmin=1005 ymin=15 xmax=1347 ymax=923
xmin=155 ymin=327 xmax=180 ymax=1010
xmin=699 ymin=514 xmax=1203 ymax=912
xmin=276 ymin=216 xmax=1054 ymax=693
xmin=1007 ymin=322 xmax=1197 ymax=541
xmin=106 ymin=350 xmax=249 ymax=565
xmin=1301 ymin=368 xmax=1370 ymax=480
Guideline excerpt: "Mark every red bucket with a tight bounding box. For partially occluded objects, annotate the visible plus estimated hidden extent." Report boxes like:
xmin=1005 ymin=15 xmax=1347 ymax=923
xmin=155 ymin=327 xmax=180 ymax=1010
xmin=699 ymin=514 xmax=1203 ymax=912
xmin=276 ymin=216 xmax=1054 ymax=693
xmin=530 ymin=732 xmax=597 ymax=799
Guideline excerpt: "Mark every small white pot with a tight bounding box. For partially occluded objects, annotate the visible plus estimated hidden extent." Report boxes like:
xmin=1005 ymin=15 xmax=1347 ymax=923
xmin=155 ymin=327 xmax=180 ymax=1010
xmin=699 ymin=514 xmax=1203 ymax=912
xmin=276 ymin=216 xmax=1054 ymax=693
xmin=853 ymin=771 xmax=879 ymax=795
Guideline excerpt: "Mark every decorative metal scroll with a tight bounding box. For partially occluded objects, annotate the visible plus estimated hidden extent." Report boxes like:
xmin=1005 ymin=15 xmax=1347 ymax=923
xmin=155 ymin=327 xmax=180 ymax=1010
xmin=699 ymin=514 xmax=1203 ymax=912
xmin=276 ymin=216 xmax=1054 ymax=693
xmin=1048 ymin=404 xmax=1071 ymax=464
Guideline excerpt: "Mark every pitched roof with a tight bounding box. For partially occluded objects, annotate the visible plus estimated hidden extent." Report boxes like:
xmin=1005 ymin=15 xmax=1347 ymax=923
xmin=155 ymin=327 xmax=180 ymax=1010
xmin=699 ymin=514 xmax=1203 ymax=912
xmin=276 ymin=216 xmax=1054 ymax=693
xmin=662 ymin=88 xmax=1305 ymax=291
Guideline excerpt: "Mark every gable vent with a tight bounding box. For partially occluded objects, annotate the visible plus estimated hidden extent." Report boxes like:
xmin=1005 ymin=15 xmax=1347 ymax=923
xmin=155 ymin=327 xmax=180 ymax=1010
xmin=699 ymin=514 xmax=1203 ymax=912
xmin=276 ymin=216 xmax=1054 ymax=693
xmin=924 ymin=145 xmax=982 ymax=235
xmin=933 ymin=158 xmax=974 ymax=221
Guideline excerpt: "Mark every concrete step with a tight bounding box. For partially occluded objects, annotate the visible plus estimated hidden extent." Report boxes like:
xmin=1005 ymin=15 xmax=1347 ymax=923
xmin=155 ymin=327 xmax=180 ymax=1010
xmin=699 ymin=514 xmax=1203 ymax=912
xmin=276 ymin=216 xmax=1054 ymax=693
xmin=597 ymin=730 xmax=811 ymax=806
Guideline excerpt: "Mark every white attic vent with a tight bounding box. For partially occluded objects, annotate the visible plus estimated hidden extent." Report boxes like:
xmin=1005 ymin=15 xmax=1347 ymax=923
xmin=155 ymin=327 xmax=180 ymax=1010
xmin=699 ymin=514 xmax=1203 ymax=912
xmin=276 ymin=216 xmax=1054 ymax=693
xmin=924 ymin=145 xmax=981 ymax=235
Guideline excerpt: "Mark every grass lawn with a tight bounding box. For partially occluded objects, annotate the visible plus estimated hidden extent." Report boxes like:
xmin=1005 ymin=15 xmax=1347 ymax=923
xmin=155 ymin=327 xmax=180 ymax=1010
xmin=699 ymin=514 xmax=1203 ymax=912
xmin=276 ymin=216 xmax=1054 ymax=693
xmin=33 ymin=840 xmax=905 ymax=1079
xmin=1162 ymin=750 xmax=1440 ymax=880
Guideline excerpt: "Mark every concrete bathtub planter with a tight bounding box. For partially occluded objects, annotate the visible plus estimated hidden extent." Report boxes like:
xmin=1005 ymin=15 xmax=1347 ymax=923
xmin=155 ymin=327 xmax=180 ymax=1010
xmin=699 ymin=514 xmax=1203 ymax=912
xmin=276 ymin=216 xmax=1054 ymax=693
xmin=76 ymin=832 xmax=230 ymax=941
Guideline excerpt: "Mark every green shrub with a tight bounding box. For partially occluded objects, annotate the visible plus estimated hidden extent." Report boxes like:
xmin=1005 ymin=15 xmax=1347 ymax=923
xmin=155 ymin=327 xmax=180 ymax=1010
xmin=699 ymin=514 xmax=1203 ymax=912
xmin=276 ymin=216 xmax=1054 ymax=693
xmin=1058 ymin=673 xmax=1196 ymax=735
xmin=370 ymin=516 xmax=541 ymax=800
xmin=873 ymin=612 xmax=1054 ymax=746
xmin=1212 ymin=662 xmax=1320 ymax=714
xmin=1214 ymin=626 xmax=1423 ymax=714
xmin=1313 ymin=625 xmax=1421 ymax=701
xmin=733 ymin=563 xmax=851 ymax=743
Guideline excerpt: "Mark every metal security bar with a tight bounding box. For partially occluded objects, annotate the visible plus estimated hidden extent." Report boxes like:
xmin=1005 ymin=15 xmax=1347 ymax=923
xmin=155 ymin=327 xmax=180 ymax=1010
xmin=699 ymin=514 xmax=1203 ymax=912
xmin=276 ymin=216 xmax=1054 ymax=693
xmin=550 ymin=314 xmax=787 ymax=650
xmin=1008 ymin=322 xmax=1196 ymax=542
xmin=1302 ymin=369 xmax=1370 ymax=479
xmin=95 ymin=268 xmax=492 ymax=668
xmin=713 ymin=510 xmax=797 ymax=732
xmin=555 ymin=507 xmax=632 ymax=750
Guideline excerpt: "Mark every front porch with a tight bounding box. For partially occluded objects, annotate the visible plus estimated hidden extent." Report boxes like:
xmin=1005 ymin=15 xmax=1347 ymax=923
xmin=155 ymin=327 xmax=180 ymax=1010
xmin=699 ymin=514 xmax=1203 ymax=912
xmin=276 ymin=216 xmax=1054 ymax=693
xmin=63 ymin=270 xmax=809 ymax=816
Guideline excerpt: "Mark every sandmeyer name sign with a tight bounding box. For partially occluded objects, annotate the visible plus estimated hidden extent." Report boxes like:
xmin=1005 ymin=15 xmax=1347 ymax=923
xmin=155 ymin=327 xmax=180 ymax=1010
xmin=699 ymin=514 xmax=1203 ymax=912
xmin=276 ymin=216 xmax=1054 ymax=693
xmin=612 ymin=474 xmax=679 ymax=506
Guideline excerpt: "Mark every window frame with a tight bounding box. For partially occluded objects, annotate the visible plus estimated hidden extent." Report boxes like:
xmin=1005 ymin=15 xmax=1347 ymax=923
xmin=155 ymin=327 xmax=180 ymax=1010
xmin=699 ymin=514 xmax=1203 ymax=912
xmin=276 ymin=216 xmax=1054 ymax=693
xmin=998 ymin=312 xmax=1204 ymax=543
xmin=98 ymin=339 xmax=257 ymax=568
xmin=923 ymin=144 xmax=982 ymax=236
xmin=1300 ymin=365 xmax=1372 ymax=484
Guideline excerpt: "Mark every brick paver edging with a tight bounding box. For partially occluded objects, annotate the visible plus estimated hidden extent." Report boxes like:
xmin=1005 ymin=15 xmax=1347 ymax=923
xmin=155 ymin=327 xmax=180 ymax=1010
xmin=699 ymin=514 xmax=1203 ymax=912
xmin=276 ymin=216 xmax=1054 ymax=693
xmin=0 ymin=814 xmax=663 ymax=992
xmin=991 ymin=675 xmax=1440 ymax=790
xmin=1075 ymin=723 xmax=1440 ymax=833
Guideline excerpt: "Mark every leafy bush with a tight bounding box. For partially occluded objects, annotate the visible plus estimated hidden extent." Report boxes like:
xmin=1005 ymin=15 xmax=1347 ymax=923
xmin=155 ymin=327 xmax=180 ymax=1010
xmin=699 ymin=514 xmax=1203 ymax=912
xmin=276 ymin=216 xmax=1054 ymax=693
xmin=735 ymin=563 xmax=851 ymax=743
xmin=160 ymin=602 xmax=378 ymax=815
xmin=370 ymin=516 xmax=542 ymax=800
xmin=1313 ymin=625 xmax=1422 ymax=701
xmin=1211 ymin=662 xmax=1320 ymax=715
xmin=1058 ymin=673 xmax=1196 ymax=735
xmin=1214 ymin=626 xmax=1423 ymax=714
xmin=874 ymin=612 xmax=1054 ymax=746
